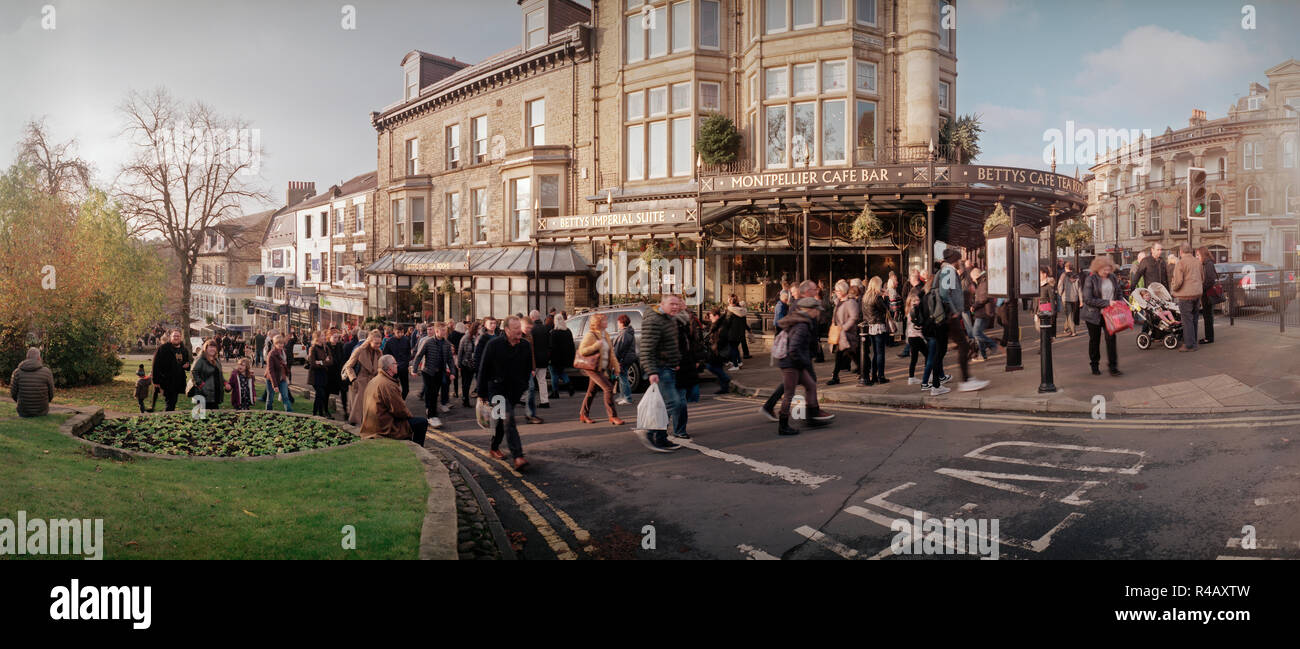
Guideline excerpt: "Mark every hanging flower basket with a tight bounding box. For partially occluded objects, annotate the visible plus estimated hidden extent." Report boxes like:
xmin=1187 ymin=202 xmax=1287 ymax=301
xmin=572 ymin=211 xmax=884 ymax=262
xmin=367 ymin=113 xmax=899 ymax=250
xmin=983 ymin=202 xmax=1011 ymax=235
xmin=850 ymin=205 xmax=884 ymax=241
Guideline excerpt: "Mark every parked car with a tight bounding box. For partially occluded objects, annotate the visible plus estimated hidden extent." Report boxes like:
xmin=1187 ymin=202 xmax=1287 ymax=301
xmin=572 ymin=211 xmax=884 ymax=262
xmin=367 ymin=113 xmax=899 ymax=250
xmin=563 ymin=303 xmax=652 ymax=393
xmin=1214 ymin=262 xmax=1298 ymax=316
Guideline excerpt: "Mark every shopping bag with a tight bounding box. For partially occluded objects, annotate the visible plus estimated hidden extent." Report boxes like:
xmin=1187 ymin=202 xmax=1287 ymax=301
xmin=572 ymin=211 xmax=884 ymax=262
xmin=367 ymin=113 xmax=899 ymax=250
xmin=475 ymin=399 xmax=493 ymax=430
xmin=636 ymin=383 xmax=670 ymax=431
xmin=1101 ymin=301 xmax=1134 ymax=336
xmin=827 ymin=323 xmax=841 ymax=351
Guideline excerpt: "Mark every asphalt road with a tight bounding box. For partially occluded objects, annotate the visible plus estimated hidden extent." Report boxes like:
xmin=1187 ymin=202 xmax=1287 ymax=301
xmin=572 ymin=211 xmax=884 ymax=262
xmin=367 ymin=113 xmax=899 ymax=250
xmin=408 ymin=375 xmax=1300 ymax=561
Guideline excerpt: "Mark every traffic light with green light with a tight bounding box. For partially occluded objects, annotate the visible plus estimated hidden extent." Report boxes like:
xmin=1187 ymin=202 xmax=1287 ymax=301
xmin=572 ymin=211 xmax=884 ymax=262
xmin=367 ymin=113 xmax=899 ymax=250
xmin=1189 ymin=169 xmax=1207 ymax=218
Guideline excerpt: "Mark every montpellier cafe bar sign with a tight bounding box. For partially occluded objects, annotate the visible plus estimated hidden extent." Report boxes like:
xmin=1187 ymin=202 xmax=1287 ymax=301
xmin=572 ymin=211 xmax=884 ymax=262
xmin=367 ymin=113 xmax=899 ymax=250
xmin=701 ymin=164 xmax=1087 ymax=198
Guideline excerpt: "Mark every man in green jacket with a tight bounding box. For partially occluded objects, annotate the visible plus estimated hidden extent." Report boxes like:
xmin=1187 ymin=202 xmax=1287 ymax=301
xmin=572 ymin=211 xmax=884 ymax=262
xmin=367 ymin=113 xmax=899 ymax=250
xmin=637 ymin=295 xmax=686 ymax=452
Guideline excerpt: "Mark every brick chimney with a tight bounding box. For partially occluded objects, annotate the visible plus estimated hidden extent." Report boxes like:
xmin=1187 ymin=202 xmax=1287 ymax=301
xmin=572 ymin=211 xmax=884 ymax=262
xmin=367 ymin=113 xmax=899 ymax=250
xmin=286 ymin=181 xmax=315 ymax=207
xmin=1189 ymin=109 xmax=1207 ymax=127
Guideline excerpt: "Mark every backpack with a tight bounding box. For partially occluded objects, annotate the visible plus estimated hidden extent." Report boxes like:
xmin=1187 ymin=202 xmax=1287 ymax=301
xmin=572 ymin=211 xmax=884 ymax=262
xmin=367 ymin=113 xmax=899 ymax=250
xmin=924 ymin=288 xmax=947 ymax=325
xmin=771 ymin=328 xmax=791 ymax=361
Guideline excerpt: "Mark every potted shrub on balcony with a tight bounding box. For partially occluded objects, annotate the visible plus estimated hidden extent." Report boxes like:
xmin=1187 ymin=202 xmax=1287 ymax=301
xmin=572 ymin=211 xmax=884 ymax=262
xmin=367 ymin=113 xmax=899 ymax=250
xmin=242 ymin=298 xmax=254 ymax=315
xmin=696 ymin=115 xmax=741 ymax=166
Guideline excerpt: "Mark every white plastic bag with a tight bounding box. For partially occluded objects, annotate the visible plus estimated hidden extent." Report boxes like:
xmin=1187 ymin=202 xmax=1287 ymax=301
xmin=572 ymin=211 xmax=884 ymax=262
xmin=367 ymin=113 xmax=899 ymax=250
xmin=636 ymin=383 xmax=670 ymax=431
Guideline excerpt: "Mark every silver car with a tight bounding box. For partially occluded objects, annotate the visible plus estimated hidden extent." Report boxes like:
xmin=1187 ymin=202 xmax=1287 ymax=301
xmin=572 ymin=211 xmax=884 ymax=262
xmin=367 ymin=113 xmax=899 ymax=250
xmin=563 ymin=304 xmax=652 ymax=392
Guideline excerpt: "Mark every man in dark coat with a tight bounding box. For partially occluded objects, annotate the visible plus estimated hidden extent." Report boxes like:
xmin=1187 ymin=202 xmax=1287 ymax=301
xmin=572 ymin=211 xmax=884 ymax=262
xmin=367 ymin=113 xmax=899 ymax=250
xmin=477 ymin=316 xmax=533 ymax=470
xmin=383 ymin=327 xmax=413 ymax=399
xmin=10 ymin=347 xmax=55 ymax=417
xmin=151 ymin=329 xmax=192 ymax=411
xmin=1133 ymin=243 xmax=1168 ymax=290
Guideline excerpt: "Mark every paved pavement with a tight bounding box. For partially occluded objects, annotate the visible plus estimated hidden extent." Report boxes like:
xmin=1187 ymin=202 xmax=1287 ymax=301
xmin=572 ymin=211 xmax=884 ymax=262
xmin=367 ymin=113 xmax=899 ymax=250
xmin=731 ymin=313 xmax=1300 ymax=415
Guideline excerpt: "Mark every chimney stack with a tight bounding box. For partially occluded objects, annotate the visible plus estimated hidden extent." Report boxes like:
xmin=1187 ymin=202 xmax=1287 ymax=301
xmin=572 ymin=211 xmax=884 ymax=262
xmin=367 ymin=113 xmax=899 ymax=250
xmin=286 ymin=181 xmax=316 ymax=207
xmin=1189 ymin=109 xmax=1207 ymax=127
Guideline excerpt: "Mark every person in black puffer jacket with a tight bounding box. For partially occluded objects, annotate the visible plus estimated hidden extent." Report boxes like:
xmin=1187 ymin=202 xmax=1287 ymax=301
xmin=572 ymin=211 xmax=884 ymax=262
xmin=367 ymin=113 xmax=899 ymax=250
xmin=10 ymin=347 xmax=55 ymax=417
xmin=775 ymin=298 xmax=837 ymax=436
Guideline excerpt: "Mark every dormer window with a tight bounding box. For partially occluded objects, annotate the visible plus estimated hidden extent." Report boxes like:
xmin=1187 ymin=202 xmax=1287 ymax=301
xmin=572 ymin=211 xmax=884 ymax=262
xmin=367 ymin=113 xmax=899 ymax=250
xmin=525 ymin=8 xmax=547 ymax=49
xmin=1247 ymin=95 xmax=1262 ymax=111
xmin=405 ymin=66 xmax=418 ymax=101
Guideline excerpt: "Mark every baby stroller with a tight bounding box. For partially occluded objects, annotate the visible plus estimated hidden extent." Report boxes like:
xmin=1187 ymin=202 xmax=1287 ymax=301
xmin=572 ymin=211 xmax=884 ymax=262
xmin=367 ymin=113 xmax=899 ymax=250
xmin=1129 ymin=283 xmax=1183 ymax=350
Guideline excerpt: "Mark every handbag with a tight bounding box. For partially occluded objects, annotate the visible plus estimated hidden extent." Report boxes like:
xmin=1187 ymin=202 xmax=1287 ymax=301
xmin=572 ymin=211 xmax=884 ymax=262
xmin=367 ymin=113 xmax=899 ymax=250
xmin=827 ymin=323 xmax=842 ymax=350
xmin=573 ymin=353 xmax=600 ymax=371
xmin=1207 ymin=282 xmax=1226 ymax=305
xmin=1101 ymin=301 xmax=1135 ymax=336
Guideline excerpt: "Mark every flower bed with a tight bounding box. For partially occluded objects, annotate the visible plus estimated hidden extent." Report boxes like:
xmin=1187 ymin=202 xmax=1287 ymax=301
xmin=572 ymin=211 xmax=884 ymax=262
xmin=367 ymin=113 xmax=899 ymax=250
xmin=83 ymin=411 xmax=356 ymax=457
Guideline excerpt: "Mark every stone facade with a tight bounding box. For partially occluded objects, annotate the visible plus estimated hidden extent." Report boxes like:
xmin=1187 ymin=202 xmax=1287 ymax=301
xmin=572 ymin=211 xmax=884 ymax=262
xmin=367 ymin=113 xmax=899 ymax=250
xmin=1087 ymin=59 xmax=1300 ymax=268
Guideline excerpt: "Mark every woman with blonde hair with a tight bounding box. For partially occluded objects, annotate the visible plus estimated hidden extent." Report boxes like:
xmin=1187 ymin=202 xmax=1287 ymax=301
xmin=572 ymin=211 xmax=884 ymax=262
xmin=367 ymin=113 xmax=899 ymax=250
xmin=862 ymin=276 xmax=890 ymax=385
xmin=344 ymin=329 xmax=384 ymax=425
xmin=575 ymin=313 xmax=624 ymax=425
xmin=1081 ymin=256 xmax=1124 ymax=376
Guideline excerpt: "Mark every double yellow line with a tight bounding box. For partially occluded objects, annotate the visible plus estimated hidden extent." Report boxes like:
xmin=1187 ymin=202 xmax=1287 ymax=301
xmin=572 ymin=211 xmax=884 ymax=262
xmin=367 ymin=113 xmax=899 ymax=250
xmin=428 ymin=429 xmax=594 ymax=560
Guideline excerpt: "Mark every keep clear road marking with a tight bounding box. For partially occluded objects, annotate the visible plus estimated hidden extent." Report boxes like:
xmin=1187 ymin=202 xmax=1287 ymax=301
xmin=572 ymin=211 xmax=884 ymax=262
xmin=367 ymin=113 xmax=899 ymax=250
xmin=793 ymin=525 xmax=861 ymax=559
xmin=671 ymin=438 xmax=839 ymax=488
xmin=964 ymin=441 xmax=1147 ymax=475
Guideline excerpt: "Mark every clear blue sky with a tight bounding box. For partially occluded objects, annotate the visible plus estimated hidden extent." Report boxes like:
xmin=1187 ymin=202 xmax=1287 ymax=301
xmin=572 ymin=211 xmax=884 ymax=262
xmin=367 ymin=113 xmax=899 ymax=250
xmin=1 ymin=0 xmax=1296 ymax=206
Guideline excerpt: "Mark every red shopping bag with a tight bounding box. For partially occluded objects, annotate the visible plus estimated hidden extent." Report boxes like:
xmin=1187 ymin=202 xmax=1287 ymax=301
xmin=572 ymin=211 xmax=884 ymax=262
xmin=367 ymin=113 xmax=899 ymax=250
xmin=1101 ymin=302 xmax=1134 ymax=336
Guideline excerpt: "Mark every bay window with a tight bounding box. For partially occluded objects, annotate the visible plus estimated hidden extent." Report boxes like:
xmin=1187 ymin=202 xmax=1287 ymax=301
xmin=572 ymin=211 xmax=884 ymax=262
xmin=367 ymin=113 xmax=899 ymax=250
xmin=700 ymin=0 xmax=720 ymax=48
xmin=766 ymin=105 xmax=788 ymax=167
xmin=392 ymin=198 xmax=405 ymax=246
xmin=410 ymin=197 xmax=426 ymax=246
xmin=671 ymin=1 xmax=691 ymax=53
xmin=856 ymin=100 xmax=876 ymax=162
xmin=672 ymin=118 xmax=693 ymax=176
xmin=649 ymin=120 xmax=668 ymax=178
xmin=822 ymin=99 xmax=846 ymax=164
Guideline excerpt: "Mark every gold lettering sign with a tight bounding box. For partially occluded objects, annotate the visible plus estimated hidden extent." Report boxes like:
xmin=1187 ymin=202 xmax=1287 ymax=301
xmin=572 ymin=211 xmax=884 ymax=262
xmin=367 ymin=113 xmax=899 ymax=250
xmin=704 ymin=165 xmax=1086 ymax=199
xmin=538 ymin=208 xmax=692 ymax=231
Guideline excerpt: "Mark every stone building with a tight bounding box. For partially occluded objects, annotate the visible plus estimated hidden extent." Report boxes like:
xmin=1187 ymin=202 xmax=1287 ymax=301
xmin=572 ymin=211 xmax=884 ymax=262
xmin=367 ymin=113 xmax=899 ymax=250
xmin=364 ymin=0 xmax=1083 ymax=325
xmin=289 ymin=172 xmax=378 ymax=330
xmin=190 ymin=209 xmax=274 ymax=336
xmin=367 ymin=0 xmax=595 ymax=321
xmin=1088 ymin=59 xmax=1300 ymax=269
xmin=249 ymin=181 xmax=315 ymax=332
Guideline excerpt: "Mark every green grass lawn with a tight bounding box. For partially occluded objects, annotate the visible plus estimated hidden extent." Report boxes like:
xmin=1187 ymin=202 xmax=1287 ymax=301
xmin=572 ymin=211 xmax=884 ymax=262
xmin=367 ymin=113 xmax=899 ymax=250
xmin=55 ymin=362 xmax=315 ymax=416
xmin=0 ymin=412 xmax=429 ymax=559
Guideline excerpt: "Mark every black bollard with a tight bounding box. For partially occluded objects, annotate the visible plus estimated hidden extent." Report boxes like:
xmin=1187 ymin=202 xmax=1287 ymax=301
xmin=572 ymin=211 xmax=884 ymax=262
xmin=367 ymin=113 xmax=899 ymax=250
xmin=858 ymin=320 xmax=869 ymax=386
xmin=1037 ymin=310 xmax=1057 ymax=393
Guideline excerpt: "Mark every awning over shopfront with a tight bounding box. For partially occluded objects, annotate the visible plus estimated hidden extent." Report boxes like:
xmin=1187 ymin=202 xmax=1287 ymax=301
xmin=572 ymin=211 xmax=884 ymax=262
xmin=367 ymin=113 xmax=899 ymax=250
xmin=264 ymin=275 xmax=288 ymax=289
xmin=471 ymin=245 xmax=590 ymax=275
xmin=369 ymin=246 xmax=590 ymax=276
xmin=246 ymin=274 xmax=264 ymax=286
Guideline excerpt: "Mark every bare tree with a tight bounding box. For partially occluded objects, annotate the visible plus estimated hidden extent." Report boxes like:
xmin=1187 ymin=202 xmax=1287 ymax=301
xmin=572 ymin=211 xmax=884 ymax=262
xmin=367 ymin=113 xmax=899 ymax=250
xmin=16 ymin=118 xmax=94 ymax=199
xmin=114 ymin=88 xmax=268 ymax=339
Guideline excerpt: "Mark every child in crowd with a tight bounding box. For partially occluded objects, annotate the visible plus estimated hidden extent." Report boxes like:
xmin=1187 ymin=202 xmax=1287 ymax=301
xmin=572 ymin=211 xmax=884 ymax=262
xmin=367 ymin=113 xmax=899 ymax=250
xmin=134 ymin=364 xmax=152 ymax=413
xmin=904 ymin=295 xmax=929 ymax=385
xmin=227 ymin=357 xmax=257 ymax=410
